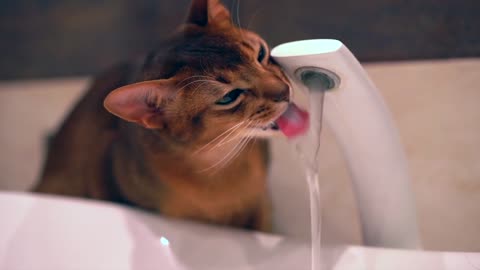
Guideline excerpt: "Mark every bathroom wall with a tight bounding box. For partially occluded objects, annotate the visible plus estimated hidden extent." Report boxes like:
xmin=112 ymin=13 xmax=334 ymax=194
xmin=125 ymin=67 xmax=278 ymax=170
xmin=1 ymin=0 xmax=479 ymax=79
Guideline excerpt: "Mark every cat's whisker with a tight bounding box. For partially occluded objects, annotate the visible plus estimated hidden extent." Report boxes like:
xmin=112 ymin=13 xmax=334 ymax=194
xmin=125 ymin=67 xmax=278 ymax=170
xmin=176 ymin=80 xmax=216 ymax=93
xmin=248 ymin=121 xmax=263 ymax=153
xmin=228 ymin=0 xmax=236 ymax=27
xmin=193 ymin=121 xmax=246 ymax=155
xmin=199 ymin=59 xmax=211 ymax=75
xmin=236 ymin=0 xmax=242 ymax=29
xmin=205 ymin=121 xmax=258 ymax=173
xmin=231 ymin=128 xmax=255 ymax=159
xmin=200 ymin=137 xmax=245 ymax=173
xmin=178 ymin=75 xmax=215 ymax=84
xmin=196 ymin=123 xmax=248 ymax=155
xmin=175 ymin=77 xmax=213 ymax=91
xmin=191 ymin=80 xmax=220 ymax=95
xmin=210 ymin=84 xmax=231 ymax=96
xmin=246 ymin=6 xmax=264 ymax=30
xmin=175 ymin=79 xmax=217 ymax=94
xmin=199 ymin=121 xmax=253 ymax=172
xmin=214 ymin=126 xmax=249 ymax=148
xmin=202 ymin=129 xmax=251 ymax=174
xmin=237 ymin=130 xmax=256 ymax=158
xmin=213 ymin=132 xmax=244 ymax=148
xmin=196 ymin=122 xmax=246 ymax=152
xmin=176 ymin=75 xmax=215 ymax=88
xmin=233 ymin=0 xmax=247 ymax=41
xmin=247 ymin=136 xmax=258 ymax=155
xmin=207 ymin=126 xmax=256 ymax=174
xmin=209 ymin=120 xmax=252 ymax=149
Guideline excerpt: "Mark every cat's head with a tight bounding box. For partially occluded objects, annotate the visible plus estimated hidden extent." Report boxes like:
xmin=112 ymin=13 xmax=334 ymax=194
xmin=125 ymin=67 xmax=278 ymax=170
xmin=104 ymin=0 xmax=307 ymax=149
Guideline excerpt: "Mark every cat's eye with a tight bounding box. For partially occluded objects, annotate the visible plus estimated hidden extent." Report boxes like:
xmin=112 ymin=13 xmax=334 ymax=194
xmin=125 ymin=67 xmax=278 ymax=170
xmin=257 ymin=45 xmax=266 ymax=63
xmin=215 ymin=89 xmax=245 ymax=106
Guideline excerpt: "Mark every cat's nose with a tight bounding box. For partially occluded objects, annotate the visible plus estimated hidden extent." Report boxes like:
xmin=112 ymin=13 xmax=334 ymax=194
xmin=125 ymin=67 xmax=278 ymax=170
xmin=268 ymin=84 xmax=290 ymax=103
xmin=254 ymin=74 xmax=290 ymax=102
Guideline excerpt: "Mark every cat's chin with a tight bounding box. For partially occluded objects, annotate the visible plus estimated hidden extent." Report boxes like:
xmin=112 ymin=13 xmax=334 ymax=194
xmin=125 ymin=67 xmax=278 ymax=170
xmin=249 ymin=128 xmax=284 ymax=138
xmin=243 ymin=117 xmax=281 ymax=138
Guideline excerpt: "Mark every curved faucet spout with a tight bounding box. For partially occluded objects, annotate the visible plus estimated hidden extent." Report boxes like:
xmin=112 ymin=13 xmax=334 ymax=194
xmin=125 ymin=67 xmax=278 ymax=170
xmin=272 ymin=39 xmax=421 ymax=249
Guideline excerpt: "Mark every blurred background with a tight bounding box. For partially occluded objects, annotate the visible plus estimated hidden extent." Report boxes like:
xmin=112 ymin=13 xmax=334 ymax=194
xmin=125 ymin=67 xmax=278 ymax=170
xmin=0 ymin=0 xmax=479 ymax=80
xmin=1 ymin=0 xmax=480 ymax=252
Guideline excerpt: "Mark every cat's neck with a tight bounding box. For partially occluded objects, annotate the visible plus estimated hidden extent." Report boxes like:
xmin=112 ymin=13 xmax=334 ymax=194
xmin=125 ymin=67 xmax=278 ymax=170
xmin=110 ymin=122 xmax=268 ymax=211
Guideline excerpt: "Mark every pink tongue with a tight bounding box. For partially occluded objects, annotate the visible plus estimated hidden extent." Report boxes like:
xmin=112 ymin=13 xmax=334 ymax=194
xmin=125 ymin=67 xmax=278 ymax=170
xmin=276 ymin=103 xmax=310 ymax=139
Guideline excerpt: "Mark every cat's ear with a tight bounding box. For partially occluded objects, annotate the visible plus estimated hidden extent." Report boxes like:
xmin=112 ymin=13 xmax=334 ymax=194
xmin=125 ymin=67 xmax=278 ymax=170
xmin=104 ymin=79 xmax=175 ymax=129
xmin=187 ymin=0 xmax=232 ymax=28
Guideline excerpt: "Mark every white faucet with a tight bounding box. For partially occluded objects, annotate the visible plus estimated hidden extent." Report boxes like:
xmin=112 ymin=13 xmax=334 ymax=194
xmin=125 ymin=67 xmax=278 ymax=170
xmin=271 ymin=39 xmax=421 ymax=249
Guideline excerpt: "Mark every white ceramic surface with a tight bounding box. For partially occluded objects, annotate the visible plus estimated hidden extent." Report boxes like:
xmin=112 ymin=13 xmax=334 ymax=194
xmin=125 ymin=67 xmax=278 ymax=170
xmin=272 ymin=40 xmax=419 ymax=248
xmin=1 ymin=192 xmax=479 ymax=270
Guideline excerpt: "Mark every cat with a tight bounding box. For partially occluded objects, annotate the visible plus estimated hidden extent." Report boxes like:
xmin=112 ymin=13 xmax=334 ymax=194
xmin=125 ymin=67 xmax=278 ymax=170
xmin=34 ymin=0 xmax=309 ymax=232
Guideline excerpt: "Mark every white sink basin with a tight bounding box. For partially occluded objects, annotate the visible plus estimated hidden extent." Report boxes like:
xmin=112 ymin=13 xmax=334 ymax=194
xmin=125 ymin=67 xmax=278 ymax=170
xmin=1 ymin=192 xmax=478 ymax=270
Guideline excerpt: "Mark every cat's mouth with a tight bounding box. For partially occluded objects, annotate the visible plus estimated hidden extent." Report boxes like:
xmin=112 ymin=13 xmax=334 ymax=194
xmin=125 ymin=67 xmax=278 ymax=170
xmin=259 ymin=122 xmax=280 ymax=131
xmin=253 ymin=103 xmax=309 ymax=139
